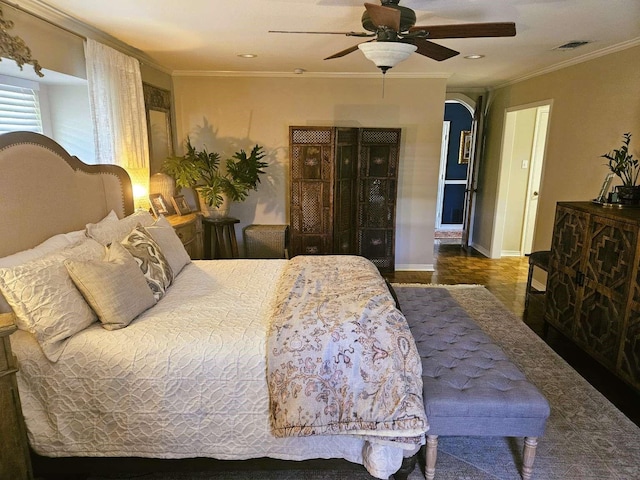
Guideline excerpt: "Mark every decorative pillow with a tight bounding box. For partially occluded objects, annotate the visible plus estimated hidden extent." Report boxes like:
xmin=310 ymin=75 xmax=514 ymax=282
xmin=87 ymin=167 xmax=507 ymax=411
xmin=86 ymin=210 xmax=155 ymax=246
xmin=65 ymin=243 xmax=156 ymax=330
xmin=121 ymin=225 xmax=173 ymax=301
xmin=146 ymin=215 xmax=191 ymax=276
xmin=0 ymin=239 xmax=105 ymax=361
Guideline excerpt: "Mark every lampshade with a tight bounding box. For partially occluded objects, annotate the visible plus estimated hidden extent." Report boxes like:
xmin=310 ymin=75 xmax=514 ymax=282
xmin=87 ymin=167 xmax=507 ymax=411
xmin=358 ymin=42 xmax=417 ymax=73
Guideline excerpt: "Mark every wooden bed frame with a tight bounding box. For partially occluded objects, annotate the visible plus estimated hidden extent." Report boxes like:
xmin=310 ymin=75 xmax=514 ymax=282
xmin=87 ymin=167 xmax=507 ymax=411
xmin=0 ymin=132 xmax=418 ymax=480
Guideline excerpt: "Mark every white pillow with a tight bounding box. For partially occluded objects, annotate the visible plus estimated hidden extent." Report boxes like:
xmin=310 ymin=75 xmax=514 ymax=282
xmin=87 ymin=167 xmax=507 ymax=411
xmin=86 ymin=210 xmax=155 ymax=246
xmin=0 ymin=239 xmax=105 ymax=361
xmin=0 ymin=227 xmax=91 ymax=314
xmin=65 ymin=242 xmax=156 ymax=330
xmin=146 ymin=216 xmax=191 ymax=276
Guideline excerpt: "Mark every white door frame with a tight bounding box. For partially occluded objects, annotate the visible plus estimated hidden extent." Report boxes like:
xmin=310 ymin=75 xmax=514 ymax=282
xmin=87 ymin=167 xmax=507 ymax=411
xmin=435 ymin=121 xmax=450 ymax=229
xmin=491 ymin=100 xmax=553 ymax=258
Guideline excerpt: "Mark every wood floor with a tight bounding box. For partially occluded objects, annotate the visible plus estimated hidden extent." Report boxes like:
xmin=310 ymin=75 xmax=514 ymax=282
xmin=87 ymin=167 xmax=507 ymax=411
xmin=384 ymin=241 xmax=640 ymax=428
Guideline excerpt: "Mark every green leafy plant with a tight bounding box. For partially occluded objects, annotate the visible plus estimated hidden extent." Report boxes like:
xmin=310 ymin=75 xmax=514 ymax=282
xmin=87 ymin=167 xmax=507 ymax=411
xmin=163 ymin=137 xmax=267 ymax=207
xmin=602 ymin=133 xmax=638 ymax=187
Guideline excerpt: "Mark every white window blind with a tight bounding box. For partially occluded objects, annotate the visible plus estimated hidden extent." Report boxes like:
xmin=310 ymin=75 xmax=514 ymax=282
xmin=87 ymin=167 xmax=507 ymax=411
xmin=0 ymin=83 xmax=42 ymax=134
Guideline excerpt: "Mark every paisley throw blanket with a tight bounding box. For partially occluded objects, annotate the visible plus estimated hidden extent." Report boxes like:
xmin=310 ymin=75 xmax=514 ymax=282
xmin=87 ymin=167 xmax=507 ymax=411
xmin=267 ymin=255 xmax=428 ymax=444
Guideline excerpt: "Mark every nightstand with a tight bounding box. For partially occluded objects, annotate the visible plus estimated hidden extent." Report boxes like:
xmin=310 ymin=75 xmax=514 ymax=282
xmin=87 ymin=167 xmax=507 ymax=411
xmin=0 ymin=313 xmax=33 ymax=480
xmin=166 ymin=213 xmax=203 ymax=259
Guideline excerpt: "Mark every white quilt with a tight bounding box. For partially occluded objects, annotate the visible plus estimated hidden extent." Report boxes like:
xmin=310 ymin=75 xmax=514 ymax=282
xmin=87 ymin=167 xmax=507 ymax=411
xmin=11 ymin=259 xmax=416 ymax=479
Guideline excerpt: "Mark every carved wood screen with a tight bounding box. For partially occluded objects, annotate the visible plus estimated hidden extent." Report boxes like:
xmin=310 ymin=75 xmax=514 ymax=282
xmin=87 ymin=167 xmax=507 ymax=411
xmin=545 ymin=202 xmax=640 ymax=392
xmin=289 ymin=126 xmax=401 ymax=272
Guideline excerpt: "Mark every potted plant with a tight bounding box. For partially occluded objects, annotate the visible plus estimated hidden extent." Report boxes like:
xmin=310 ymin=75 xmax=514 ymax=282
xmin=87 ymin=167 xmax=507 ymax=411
xmin=602 ymin=133 xmax=639 ymax=204
xmin=163 ymin=137 xmax=268 ymax=217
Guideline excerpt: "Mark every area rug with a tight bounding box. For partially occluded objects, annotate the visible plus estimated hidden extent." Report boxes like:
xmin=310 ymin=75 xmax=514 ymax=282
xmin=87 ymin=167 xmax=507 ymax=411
xmin=82 ymin=285 xmax=640 ymax=480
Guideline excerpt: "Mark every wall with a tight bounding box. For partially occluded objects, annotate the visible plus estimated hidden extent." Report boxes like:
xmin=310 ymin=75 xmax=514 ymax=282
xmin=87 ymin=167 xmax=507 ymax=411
xmin=475 ymin=44 xmax=640 ymax=255
xmin=172 ymin=75 xmax=448 ymax=268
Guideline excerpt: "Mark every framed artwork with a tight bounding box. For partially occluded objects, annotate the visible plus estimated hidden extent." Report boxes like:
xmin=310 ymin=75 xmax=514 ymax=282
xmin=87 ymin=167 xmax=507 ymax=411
xmin=149 ymin=193 xmax=170 ymax=216
xmin=459 ymin=130 xmax=472 ymax=164
xmin=171 ymin=195 xmax=191 ymax=215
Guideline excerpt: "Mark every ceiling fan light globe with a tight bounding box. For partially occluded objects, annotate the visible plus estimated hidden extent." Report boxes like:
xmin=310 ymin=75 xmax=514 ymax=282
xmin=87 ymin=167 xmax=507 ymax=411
xmin=358 ymin=42 xmax=417 ymax=70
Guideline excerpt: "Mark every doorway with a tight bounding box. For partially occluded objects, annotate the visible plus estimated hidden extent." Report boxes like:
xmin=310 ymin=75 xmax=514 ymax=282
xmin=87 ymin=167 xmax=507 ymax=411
xmin=435 ymin=101 xmax=473 ymax=235
xmin=491 ymin=101 xmax=552 ymax=258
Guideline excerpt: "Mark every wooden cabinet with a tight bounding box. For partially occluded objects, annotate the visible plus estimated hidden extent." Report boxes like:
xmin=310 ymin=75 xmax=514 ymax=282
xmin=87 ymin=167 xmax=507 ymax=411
xmin=289 ymin=126 xmax=401 ymax=272
xmin=545 ymin=202 xmax=640 ymax=390
xmin=0 ymin=313 xmax=32 ymax=480
xmin=167 ymin=213 xmax=202 ymax=259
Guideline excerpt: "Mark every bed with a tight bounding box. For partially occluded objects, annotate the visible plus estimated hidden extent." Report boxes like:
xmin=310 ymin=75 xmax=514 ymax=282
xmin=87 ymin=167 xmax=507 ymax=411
xmin=0 ymin=132 xmax=427 ymax=479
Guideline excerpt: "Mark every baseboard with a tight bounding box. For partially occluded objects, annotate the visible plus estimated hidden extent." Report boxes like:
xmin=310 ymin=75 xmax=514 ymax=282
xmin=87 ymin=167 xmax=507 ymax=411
xmin=395 ymin=264 xmax=435 ymax=272
xmin=501 ymin=250 xmax=522 ymax=257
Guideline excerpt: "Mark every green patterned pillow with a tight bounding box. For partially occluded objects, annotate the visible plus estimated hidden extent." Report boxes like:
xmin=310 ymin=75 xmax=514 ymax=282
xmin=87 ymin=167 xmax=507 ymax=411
xmin=121 ymin=224 xmax=173 ymax=300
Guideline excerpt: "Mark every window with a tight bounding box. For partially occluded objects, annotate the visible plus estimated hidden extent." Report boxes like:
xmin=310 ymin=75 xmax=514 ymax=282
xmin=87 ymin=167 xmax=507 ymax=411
xmin=0 ymin=76 xmax=42 ymax=134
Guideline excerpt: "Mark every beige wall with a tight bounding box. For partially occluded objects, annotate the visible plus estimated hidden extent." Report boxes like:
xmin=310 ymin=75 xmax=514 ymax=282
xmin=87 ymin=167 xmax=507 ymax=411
xmin=477 ymin=44 xmax=640 ymax=255
xmin=172 ymin=75 xmax=448 ymax=268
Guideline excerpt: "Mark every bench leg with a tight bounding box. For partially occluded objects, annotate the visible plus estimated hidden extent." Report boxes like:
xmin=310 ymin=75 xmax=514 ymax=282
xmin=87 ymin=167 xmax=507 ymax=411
xmin=425 ymin=435 xmax=438 ymax=480
xmin=522 ymin=436 xmax=538 ymax=480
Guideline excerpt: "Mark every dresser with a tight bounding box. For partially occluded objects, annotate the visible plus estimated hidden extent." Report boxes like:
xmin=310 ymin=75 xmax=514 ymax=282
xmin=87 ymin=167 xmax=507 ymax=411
xmin=0 ymin=313 xmax=32 ymax=480
xmin=545 ymin=202 xmax=640 ymax=391
xmin=167 ymin=213 xmax=203 ymax=259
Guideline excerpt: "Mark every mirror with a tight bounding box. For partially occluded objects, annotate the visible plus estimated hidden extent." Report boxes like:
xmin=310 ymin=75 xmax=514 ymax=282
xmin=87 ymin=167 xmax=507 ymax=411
xmin=143 ymin=83 xmax=174 ymax=175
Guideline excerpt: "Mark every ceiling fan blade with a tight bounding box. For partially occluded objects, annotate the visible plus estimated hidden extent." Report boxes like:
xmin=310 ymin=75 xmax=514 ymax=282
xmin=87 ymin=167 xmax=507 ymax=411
xmin=408 ymin=22 xmax=516 ymax=39
xmin=324 ymin=39 xmax=374 ymax=60
xmin=403 ymin=38 xmax=459 ymax=61
xmin=364 ymin=2 xmax=401 ymax=31
xmin=269 ymin=30 xmax=372 ymax=37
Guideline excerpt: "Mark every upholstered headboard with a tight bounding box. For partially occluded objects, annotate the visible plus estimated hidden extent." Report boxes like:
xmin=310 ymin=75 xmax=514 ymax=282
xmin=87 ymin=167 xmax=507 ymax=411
xmin=0 ymin=132 xmax=134 ymax=258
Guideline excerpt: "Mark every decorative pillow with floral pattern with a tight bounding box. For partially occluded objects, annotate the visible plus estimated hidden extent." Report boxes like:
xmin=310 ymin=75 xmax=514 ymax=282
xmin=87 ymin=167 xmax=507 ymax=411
xmin=121 ymin=225 xmax=173 ymax=301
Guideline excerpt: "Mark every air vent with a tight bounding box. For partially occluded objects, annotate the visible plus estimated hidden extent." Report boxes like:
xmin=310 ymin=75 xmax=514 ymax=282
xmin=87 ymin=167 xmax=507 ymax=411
xmin=554 ymin=41 xmax=590 ymax=50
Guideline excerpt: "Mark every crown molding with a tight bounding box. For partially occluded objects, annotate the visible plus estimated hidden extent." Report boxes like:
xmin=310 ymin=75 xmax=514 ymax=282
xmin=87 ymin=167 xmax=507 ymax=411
xmin=171 ymin=70 xmax=451 ymax=80
xmin=3 ymin=0 xmax=171 ymax=74
xmin=493 ymin=37 xmax=640 ymax=90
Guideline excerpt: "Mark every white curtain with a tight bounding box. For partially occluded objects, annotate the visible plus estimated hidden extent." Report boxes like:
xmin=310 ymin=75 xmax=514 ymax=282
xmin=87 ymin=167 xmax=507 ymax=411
xmin=85 ymin=39 xmax=149 ymax=205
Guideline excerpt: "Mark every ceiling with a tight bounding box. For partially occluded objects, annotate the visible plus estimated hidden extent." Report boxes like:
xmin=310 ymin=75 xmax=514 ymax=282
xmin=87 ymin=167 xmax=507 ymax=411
xmin=21 ymin=0 xmax=640 ymax=88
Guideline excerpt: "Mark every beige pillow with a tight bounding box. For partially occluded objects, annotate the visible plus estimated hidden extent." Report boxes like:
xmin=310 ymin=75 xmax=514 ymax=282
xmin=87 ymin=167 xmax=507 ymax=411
xmin=121 ymin=225 xmax=173 ymax=301
xmin=0 ymin=239 xmax=104 ymax=361
xmin=65 ymin=242 xmax=156 ymax=330
xmin=86 ymin=210 xmax=155 ymax=246
xmin=146 ymin=216 xmax=191 ymax=276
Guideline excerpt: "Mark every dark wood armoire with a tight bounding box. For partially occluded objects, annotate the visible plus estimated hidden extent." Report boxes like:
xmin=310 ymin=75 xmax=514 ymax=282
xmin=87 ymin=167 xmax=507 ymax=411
xmin=545 ymin=201 xmax=640 ymax=392
xmin=289 ymin=126 xmax=401 ymax=272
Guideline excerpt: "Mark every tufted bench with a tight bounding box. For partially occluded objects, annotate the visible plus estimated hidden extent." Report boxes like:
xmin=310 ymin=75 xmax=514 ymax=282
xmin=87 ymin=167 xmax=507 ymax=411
xmin=396 ymin=286 xmax=550 ymax=480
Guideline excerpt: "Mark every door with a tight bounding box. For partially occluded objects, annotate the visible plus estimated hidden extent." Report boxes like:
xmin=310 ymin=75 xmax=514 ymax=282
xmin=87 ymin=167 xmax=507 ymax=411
xmin=521 ymin=106 xmax=549 ymax=254
xmin=462 ymin=95 xmax=484 ymax=249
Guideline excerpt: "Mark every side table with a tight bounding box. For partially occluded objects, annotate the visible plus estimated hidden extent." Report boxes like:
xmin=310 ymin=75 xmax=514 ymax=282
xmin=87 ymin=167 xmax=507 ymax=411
xmin=202 ymin=217 xmax=240 ymax=259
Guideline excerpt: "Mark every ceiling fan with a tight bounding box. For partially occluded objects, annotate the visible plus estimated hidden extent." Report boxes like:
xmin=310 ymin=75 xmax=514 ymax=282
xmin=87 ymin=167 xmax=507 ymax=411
xmin=269 ymin=0 xmax=516 ymax=73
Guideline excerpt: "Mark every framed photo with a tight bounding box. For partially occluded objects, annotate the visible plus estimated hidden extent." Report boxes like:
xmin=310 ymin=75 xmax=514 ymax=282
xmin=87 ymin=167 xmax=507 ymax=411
xmin=149 ymin=193 xmax=170 ymax=216
xmin=595 ymin=172 xmax=615 ymax=203
xmin=459 ymin=130 xmax=472 ymax=164
xmin=171 ymin=194 xmax=191 ymax=215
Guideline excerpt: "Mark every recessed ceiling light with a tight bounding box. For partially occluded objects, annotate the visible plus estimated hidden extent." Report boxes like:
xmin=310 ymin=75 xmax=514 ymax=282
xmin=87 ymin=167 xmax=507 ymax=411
xmin=238 ymin=53 xmax=257 ymax=58
xmin=293 ymin=68 xmax=306 ymax=74
xmin=464 ymin=54 xmax=485 ymax=60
